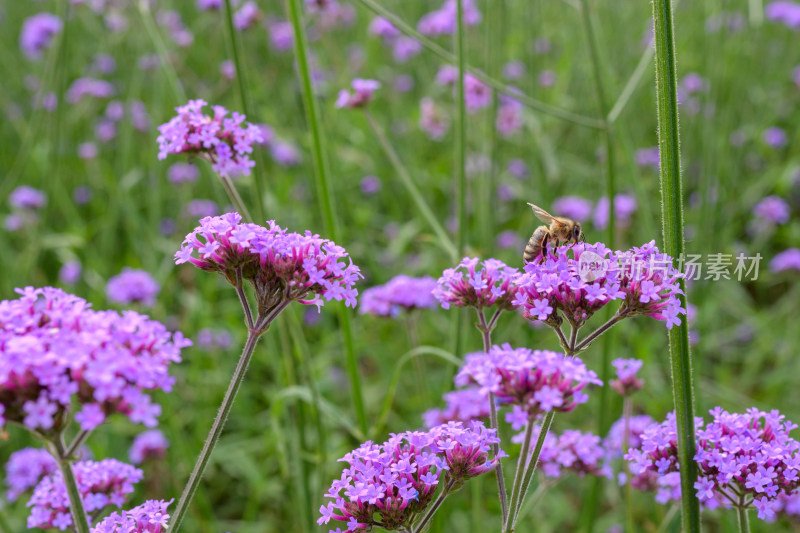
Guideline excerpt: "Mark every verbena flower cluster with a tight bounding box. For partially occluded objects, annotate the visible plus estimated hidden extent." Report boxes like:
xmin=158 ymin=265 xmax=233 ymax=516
xmin=359 ymin=275 xmax=437 ymax=317
xmin=531 ymin=428 xmax=611 ymax=479
xmin=455 ymin=344 xmax=602 ymax=418
xmin=175 ymin=213 xmax=361 ymax=310
xmin=4 ymin=447 xmax=57 ymax=502
xmin=318 ymin=421 xmax=501 ymax=532
xmin=335 ymin=79 xmax=381 ymax=109
xmin=514 ymin=241 xmax=685 ymax=329
xmin=91 ymin=499 xmax=172 ymax=533
xmin=422 ymin=386 xmax=490 ymax=427
xmin=626 ymin=408 xmax=800 ymax=519
xmin=27 ymin=459 xmax=143 ymax=530
xmin=105 ymin=268 xmax=160 ymax=307
xmin=129 ymin=430 xmax=169 ymax=465
xmin=609 ymin=358 xmax=644 ymax=396
xmin=433 ymin=257 xmax=520 ymax=310
xmin=156 ymin=99 xmax=263 ymax=178
xmin=0 ymin=287 xmax=189 ymax=433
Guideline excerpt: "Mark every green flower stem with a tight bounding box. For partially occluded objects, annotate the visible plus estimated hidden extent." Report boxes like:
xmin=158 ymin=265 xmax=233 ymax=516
xmin=47 ymin=434 xmax=91 ymax=533
xmin=505 ymin=410 xmax=556 ymax=532
xmin=168 ymin=301 xmax=288 ymax=533
xmin=65 ymin=429 xmax=92 ymax=459
xmin=352 ymin=0 xmax=604 ymax=130
xmin=573 ymin=313 xmax=624 ymax=353
xmin=365 ymin=112 xmax=458 ymax=261
xmin=476 ymin=310 xmax=508 ymax=524
xmin=220 ymin=175 xmax=254 ymax=225
xmin=607 ymin=44 xmax=655 ymax=124
xmin=651 ymin=0 xmax=700 ymax=531
xmin=286 ymin=0 xmax=368 ymax=435
xmin=135 ymin=0 xmax=187 ymax=105
xmin=413 ymin=479 xmax=455 ymax=533
xmin=222 ymin=0 xmax=266 ymax=221
xmin=504 ymin=417 xmax=535 ymax=533
xmin=0 ymin=506 xmax=12 ymax=533
xmin=455 ymin=0 xmax=467 ymax=255
xmin=737 ymin=506 xmax=750 ymax=533
xmin=622 ymin=397 xmax=635 ymax=533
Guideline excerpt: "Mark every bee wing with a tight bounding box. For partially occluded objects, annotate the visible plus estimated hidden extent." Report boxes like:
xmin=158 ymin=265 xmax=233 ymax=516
xmin=527 ymin=203 xmax=556 ymax=224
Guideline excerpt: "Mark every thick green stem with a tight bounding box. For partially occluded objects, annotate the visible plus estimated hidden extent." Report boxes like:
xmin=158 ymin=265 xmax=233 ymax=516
xmin=455 ymin=0 xmax=467 ymax=255
xmin=476 ymin=310 xmax=508 ymax=524
xmin=286 ymin=0 xmax=367 ymax=435
xmin=651 ymin=0 xmax=700 ymax=531
xmin=168 ymin=325 xmax=265 ymax=532
xmin=413 ymin=480 xmax=454 ymax=533
xmin=222 ymin=0 xmax=266 ymax=220
xmin=48 ymin=435 xmax=91 ymax=533
xmin=365 ymin=112 xmax=457 ymax=261
xmin=506 ymin=410 xmax=556 ymax=531
xmin=352 ymin=0 xmax=604 ymax=129
xmin=737 ymin=506 xmax=750 ymax=533
xmin=220 ymin=175 xmax=254 ymax=223
xmin=504 ymin=418 xmax=535 ymax=533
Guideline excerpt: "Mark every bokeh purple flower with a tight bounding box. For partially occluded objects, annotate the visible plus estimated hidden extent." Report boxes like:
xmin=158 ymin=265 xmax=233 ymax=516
xmin=610 ymin=358 xmax=644 ymax=396
xmin=359 ymin=275 xmax=437 ymax=317
xmin=129 ymin=430 xmax=169 ymax=464
xmin=335 ymin=79 xmax=381 ymax=109
xmin=106 ymin=268 xmax=160 ymax=307
xmin=770 ymin=248 xmax=800 ymax=272
xmin=753 ymin=195 xmax=790 ymax=224
xmin=4 ymin=447 xmax=57 ymax=502
xmin=20 ymin=13 xmax=62 ymax=60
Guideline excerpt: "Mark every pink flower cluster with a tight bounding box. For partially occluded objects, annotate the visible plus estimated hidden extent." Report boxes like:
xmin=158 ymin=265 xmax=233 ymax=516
xmin=531 ymin=428 xmax=611 ymax=479
xmin=0 ymin=287 xmax=189 ymax=434
xmin=359 ymin=275 xmax=437 ymax=317
xmin=4 ymin=447 xmax=57 ymax=502
xmin=128 ymin=430 xmax=169 ymax=465
xmin=27 ymin=459 xmax=143 ymax=530
xmin=423 ymin=386 xmax=490 ymax=427
xmin=335 ymin=79 xmax=381 ymax=109
xmin=455 ymin=344 xmax=602 ymax=418
xmin=514 ymin=241 xmax=685 ymax=329
xmin=318 ymin=421 xmax=501 ymax=532
xmin=175 ymin=212 xmax=361 ymax=309
xmin=156 ymin=99 xmax=263 ymax=178
xmin=433 ymin=257 xmax=520 ymax=311
xmin=609 ymin=358 xmax=644 ymax=396
xmin=91 ymin=499 xmax=172 ymax=533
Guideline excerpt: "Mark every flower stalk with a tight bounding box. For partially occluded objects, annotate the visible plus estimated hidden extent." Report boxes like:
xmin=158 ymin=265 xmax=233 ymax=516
xmin=651 ymin=0 xmax=700 ymax=530
xmin=47 ymin=434 xmax=91 ymax=533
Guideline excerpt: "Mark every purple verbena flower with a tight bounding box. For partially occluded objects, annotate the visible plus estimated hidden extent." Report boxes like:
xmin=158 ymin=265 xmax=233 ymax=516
xmin=129 ymin=430 xmax=169 ymax=464
xmin=175 ymin=212 xmax=361 ymax=309
xmin=91 ymin=499 xmax=172 ymax=533
xmin=610 ymin=358 xmax=644 ymax=396
xmin=9 ymin=186 xmax=47 ymax=210
xmin=530 ymin=428 xmax=611 ymax=479
xmin=156 ymin=99 xmax=263 ymax=178
xmin=593 ymin=194 xmax=638 ymax=230
xmin=0 ymin=287 xmax=190 ymax=434
xmin=551 ymin=196 xmax=593 ymax=221
xmin=359 ymin=275 xmax=437 ymax=317
xmin=65 ymin=78 xmax=114 ymax=104
xmin=770 ymin=248 xmax=800 ymax=272
xmin=335 ymin=79 xmax=380 ymax=109
xmin=20 ymin=13 xmax=62 ymax=60
xmin=27 ymin=459 xmax=143 ymax=530
xmin=423 ymin=386 xmax=490 ymax=427
xmin=233 ymin=1 xmax=261 ymax=30
xmin=105 ymin=268 xmax=160 ymax=307
xmin=4 ymin=448 xmax=57 ymax=502
xmin=433 ymin=257 xmax=520 ymax=311
xmin=766 ymin=2 xmax=800 ymax=29
xmin=455 ymin=344 xmax=601 ymax=418
xmin=419 ymin=97 xmax=449 ymax=140
xmin=753 ymin=195 xmax=790 ymax=224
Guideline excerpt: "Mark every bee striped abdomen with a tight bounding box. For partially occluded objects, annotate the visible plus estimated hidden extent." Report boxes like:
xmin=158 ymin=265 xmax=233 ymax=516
xmin=524 ymin=225 xmax=550 ymax=263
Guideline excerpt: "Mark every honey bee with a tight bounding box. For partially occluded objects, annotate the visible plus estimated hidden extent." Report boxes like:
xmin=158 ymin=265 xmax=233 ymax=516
xmin=524 ymin=203 xmax=585 ymax=263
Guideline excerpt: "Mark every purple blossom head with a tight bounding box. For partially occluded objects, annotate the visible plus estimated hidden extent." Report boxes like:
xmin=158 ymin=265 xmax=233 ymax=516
xmin=233 ymin=1 xmax=261 ymax=30
xmin=66 ymin=78 xmax=114 ymax=104
xmin=538 ymin=70 xmax=556 ymax=88
xmin=359 ymin=175 xmax=381 ymax=196
xmin=767 ymin=1 xmax=800 ymax=28
xmin=604 ymin=414 xmax=656 ymax=460
xmin=91 ymin=499 xmax=172 ymax=533
xmin=175 ymin=212 xmax=361 ymax=310
xmin=496 ymin=105 xmax=523 ymax=137
xmin=423 ymin=386 xmax=490 ymax=427
xmin=593 ymin=194 xmax=638 ymax=230
xmin=507 ymin=159 xmax=529 ymax=179
xmin=551 ymin=196 xmax=593 ymax=222
xmin=419 ymin=97 xmax=449 ymax=140
xmin=0 ymin=287 xmax=190 ymax=434
xmin=610 ymin=358 xmax=644 ymax=396
xmin=167 ymin=162 xmax=199 ymax=185
xmin=59 ymin=260 xmax=82 ymax=285
xmin=763 ymin=127 xmax=788 ymax=148
xmin=770 ymin=248 xmax=800 ymax=272
xmin=268 ymin=20 xmax=294 ymax=51
xmin=156 ymin=99 xmax=263 ymax=178
xmin=753 ymin=195 xmax=790 ymax=224
xmin=79 ymin=143 xmax=98 ymax=160
xmin=464 ymin=74 xmax=492 ymax=112
xmin=417 ymin=0 xmax=481 ymax=36
xmin=129 ymin=429 xmax=169 ymax=464
xmin=369 ymin=16 xmax=400 ymax=40
xmin=456 ymin=344 xmax=601 ymax=418
xmin=20 ymin=13 xmax=62 ymax=60
xmin=106 ymin=268 xmax=160 ymax=307
xmin=335 ymin=79 xmax=381 ymax=109
xmin=4 ymin=447 xmax=57 ymax=502
xmin=270 ymin=141 xmax=301 ymax=167
xmin=197 ymin=0 xmax=223 ymax=10
xmin=531 ymin=428 xmax=611 ymax=479
xmin=318 ymin=421 xmax=500 ymax=531
xmin=359 ymin=275 xmax=438 ymax=317
xmin=392 ymin=37 xmax=422 ymax=63
xmin=503 ymin=60 xmax=526 ymax=80
xmin=9 ymin=186 xmax=47 ymax=210
xmin=27 ymin=459 xmax=143 ymax=530
xmin=635 ymin=146 xmax=660 ymax=170
xmin=433 ymin=257 xmax=520 ymax=311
